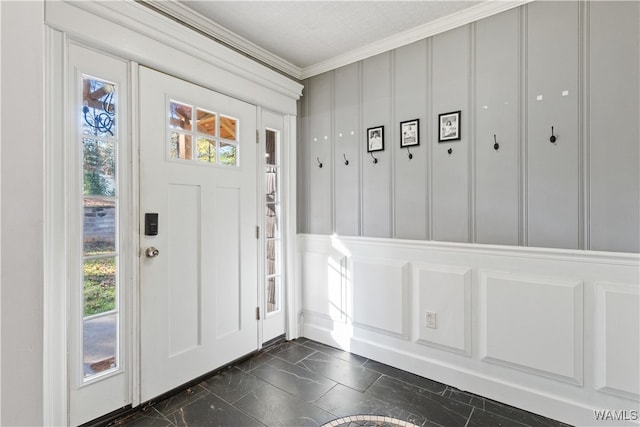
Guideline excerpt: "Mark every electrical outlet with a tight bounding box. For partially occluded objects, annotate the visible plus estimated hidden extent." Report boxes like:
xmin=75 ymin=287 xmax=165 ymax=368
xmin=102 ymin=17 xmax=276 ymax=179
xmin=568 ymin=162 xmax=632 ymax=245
xmin=425 ymin=311 xmax=437 ymax=329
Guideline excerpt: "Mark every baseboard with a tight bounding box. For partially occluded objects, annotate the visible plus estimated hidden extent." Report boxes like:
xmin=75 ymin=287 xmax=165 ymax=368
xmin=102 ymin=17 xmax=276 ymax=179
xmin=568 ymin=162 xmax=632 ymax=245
xmin=303 ymin=322 xmax=592 ymax=426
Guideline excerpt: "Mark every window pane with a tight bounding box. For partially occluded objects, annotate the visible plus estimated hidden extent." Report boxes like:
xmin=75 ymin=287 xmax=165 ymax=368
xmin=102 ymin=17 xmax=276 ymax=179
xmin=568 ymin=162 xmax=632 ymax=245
xmin=83 ymin=77 xmax=116 ymax=138
xmin=169 ymin=101 xmax=192 ymax=131
xmin=196 ymin=109 xmax=216 ymax=136
xmin=170 ymin=132 xmax=192 ymax=160
xmin=220 ymin=116 xmax=238 ymax=141
xmin=266 ymin=167 xmax=278 ymax=203
xmin=196 ymin=138 xmax=216 ymax=164
xmin=266 ymin=276 xmax=280 ymax=314
xmin=83 ymin=257 xmax=116 ymax=316
xmin=266 ymin=239 xmax=280 ymax=276
xmin=84 ymin=198 xmax=116 ymax=255
xmin=83 ymin=313 xmax=117 ymax=378
xmin=219 ymin=143 xmax=237 ymax=166
xmin=83 ymin=139 xmax=115 ymax=196
xmin=266 ymin=204 xmax=278 ymax=239
xmin=266 ymin=129 xmax=277 ymax=165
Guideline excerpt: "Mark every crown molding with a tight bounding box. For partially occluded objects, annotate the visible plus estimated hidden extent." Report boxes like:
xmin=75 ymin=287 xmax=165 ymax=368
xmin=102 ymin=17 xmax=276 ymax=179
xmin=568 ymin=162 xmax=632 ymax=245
xmin=140 ymin=0 xmax=303 ymax=80
xmin=140 ymin=0 xmax=533 ymax=81
xmin=301 ymin=0 xmax=533 ymax=79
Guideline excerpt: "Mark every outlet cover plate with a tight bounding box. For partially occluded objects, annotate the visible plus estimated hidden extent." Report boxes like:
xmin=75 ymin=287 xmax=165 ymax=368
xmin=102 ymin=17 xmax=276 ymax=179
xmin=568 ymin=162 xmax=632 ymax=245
xmin=426 ymin=311 xmax=437 ymax=329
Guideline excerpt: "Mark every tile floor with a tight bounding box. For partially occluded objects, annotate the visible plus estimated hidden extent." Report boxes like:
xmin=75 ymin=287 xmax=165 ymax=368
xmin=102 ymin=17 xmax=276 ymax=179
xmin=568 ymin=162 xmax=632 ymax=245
xmin=106 ymin=338 xmax=571 ymax=427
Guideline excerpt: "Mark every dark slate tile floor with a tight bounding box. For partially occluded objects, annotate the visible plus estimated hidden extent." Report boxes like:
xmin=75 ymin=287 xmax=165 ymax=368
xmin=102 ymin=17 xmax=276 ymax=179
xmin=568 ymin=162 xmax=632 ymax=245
xmin=107 ymin=338 xmax=572 ymax=427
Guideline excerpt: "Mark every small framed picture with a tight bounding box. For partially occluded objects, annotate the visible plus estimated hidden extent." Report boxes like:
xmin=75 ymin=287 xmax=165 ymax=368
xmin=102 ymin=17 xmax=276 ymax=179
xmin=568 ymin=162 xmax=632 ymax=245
xmin=400 ymin=119 xmax=419 ymax=147
xmin=438 ymin=111 xmax=461 ymax=142
xmin=367 ymin=126 xmax=384 ymax=152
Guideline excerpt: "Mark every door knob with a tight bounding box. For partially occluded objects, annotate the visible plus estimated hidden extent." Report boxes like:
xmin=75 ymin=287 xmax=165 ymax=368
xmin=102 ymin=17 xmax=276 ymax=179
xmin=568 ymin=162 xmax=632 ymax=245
xmin=145 ymin=247 xmax=160 ymax=258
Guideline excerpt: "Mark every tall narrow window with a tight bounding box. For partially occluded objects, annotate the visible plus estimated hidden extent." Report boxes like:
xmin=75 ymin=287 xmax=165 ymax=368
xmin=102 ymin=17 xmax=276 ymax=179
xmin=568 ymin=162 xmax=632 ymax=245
xmin=265 ymin=129 xmax=281 ymax=314
xmin=81 ymin=76 xmax=120 ymax=380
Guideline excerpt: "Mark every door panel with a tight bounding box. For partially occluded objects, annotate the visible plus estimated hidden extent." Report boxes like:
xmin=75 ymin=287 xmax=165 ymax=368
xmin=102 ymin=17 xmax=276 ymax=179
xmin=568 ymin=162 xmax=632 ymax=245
xmin=139 ymin=67 xmax=258 ymax=402
xmin=215 ymin=186 xmax=242 ymax=338
xmin=167 ymin=183 xmax=200 ymax=355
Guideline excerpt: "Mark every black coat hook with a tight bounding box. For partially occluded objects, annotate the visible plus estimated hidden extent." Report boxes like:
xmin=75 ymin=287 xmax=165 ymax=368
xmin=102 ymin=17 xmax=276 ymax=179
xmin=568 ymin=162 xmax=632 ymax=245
xmin=317 ymin=157 xmax=323 ymax=168
xmin=447 ymin=148 xmax=453 ymax=155
xmin=493 ymin=134 xmax=499 ymax=151
xmin=406 ymin=147 xmax=413 ymax=160
xmin=550 ymin=126 xmax=557 ymax=143
xmin=370 ymin=152 xmax=378 ymax=164
xmin=343 ymin=154 xmax=349 ymax=166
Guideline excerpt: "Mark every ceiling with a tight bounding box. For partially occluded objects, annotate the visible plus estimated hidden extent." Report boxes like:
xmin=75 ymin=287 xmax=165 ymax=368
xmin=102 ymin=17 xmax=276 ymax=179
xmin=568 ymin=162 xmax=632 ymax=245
xmin=147 ymin=1 xmax=528 ymax=80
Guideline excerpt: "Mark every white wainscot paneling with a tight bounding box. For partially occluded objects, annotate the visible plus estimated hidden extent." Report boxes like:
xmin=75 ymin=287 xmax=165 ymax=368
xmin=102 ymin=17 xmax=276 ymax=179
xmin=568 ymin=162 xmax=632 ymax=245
xmin=479 ymin=271 xmax=583 ymax=384
xmin=299 ymin=235 xmax=640 ymax=426
xmin=596 ymin=282 xmax=640 ymax=399
xmin=352 ymin=258 xmax=409 ymax=338
xmin=414 ymin=264 xmax=471 ymax=355
xmin=302 ymin=252 xmax=340 ymax=321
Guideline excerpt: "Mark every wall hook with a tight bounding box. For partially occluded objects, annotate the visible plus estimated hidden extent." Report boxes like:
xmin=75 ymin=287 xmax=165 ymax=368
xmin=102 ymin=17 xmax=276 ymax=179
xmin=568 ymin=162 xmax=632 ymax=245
xmin=447 ymin=148 xmax=453 ymax=155
xmin=343 ymin=154 xmax=349 ymax=166
xmin=316 ymin=157 xmax=323 ymax=168
xmin=493 ymin=134 xmax=499 ymax=151
xmin=406 ymin=147 xmax=413 ymax=160
xmin=550 ymin=126 xmax=557 ymax=143
xmin=370 ymin=152 xmax=378 ymax=164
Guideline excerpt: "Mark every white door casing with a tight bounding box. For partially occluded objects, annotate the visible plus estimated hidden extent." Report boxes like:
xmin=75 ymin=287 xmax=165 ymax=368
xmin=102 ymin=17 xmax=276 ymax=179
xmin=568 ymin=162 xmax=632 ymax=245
xmin=138 ymin=67 xmax=259 ymax=402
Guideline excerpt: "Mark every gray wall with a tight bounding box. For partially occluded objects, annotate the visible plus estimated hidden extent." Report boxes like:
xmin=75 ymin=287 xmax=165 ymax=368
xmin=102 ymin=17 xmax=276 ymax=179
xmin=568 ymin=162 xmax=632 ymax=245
xmin=1 ymin=2 xmax=45 ymax=425
xmin=298 ymin=1 xmax=640 ymax=253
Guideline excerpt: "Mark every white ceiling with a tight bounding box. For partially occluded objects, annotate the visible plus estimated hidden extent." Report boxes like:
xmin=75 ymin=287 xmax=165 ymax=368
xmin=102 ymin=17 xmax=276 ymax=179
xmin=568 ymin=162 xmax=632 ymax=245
xmin=149 ymin=0 xmax=529 ymax=79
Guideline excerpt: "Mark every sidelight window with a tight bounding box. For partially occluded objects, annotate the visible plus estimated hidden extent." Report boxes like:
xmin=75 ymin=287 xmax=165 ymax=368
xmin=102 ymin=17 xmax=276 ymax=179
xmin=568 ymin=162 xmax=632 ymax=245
xmin=265 ymin=129 xmax=282 ymax=314
xmin=81 ymin=76 xmax=120 ymax=380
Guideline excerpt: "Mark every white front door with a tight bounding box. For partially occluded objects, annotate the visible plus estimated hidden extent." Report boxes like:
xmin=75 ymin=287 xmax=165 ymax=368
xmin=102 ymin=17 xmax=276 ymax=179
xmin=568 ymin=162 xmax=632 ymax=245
xmin=139 ymin=67 xmax=258 ymax=402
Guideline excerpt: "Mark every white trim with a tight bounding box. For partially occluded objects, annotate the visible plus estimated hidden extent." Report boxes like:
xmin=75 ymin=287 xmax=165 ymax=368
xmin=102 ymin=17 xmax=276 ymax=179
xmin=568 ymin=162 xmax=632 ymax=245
xmin=257 ymin=107 xmax=265 ymax=348
xmin=300 ymin=0 xmax=533 ymax=79
xmin=298 ymin=234 xmax=640 ymax=267
xmin=0 ymin=0 xmax=3 ymax=420
xmin=285 ymin=115 xmax=300 ymax=339
xmin=140 ymin=0 xmax=302 ymax=80
xmin=43 ymin=27 xmax=68 ymax=427
xmin=129 ymin=60 xmax=142 ymax=408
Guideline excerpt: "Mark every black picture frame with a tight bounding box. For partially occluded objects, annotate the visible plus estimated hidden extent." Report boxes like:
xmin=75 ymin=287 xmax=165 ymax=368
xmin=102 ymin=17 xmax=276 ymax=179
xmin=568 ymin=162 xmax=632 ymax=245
xmin=400 ymin=119 xmax=419 ymax=147
xmin=438 ymin=111 xmax=461 ymax=142
xmin=367 ymin=126 xmax=384 ymax=152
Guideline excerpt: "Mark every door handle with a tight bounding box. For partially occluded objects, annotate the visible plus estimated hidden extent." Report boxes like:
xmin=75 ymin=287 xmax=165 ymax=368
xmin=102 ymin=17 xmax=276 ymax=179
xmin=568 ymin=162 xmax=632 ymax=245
xmin=145 ymin=247 xmax=160 ymax=258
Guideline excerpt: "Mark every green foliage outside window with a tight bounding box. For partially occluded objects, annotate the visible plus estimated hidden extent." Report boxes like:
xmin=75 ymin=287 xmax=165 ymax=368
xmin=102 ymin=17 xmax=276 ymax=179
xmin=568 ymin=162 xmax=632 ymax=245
xmin=83 ymin=139 xmax=115 ymax=196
